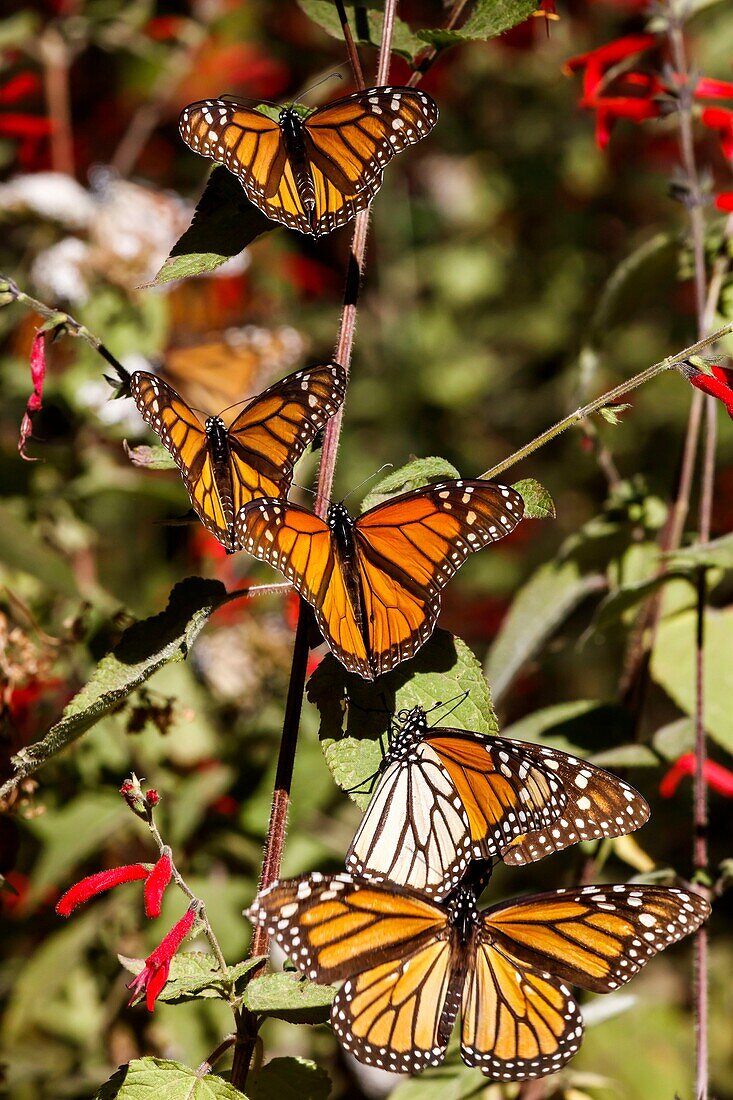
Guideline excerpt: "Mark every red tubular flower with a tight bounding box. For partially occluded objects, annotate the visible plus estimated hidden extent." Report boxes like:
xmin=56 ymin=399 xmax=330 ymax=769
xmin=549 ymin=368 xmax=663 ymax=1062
xmin=695 ymin=77 xmax=733 ymax=100
xmin=565 ymin=36 xmax=660 ymax=150
xmin=563 ymin=34 xmax=657 ymax=79
xmin=127 ymin=907 xmax=197 ymax=1011
xmin=143 ymin=853 xmax=172 ymax=918
xmin=18 ymin=330 xmax=46 ymax=461
xmin=660 ymin=752 xmax=733 ymax=798
xmin=715 ymin=192 xmax=733 ymax=212
xmin=0 ymin=73 xmax=42 ymax=104
xmin=56 ymin=865 xmax=149 ymax=916
xmin=682 ymin=361 xmax=733 ymax=419
xmin=701 ymin=106 xmax=733 ymax=159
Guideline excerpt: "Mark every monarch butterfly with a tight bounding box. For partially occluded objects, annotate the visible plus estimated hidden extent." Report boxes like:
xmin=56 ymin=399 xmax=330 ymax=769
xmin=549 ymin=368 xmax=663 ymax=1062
xmin=130 ymin=363 xmax=346 ymax=553
xmin=246 ymin=872 xmax=709 ymax=1080
xmin=178 ymin=87 xmax=439 ymax=237
xmin=346 ymin=706 xmax=650 ymax=896
xmin=235 ymin=480 xmax=524 ymax=680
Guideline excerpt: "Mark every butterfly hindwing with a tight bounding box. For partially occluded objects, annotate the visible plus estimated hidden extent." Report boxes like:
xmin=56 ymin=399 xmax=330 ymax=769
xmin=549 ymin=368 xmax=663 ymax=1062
xmin=483 ymin=885 xmax=710 ymax=994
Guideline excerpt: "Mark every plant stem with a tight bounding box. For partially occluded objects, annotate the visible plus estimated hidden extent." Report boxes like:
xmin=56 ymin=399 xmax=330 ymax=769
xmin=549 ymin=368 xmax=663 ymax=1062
xmin=39 ymin=27 xmax=76 ymax=177
xmin=0 ymin=275 xmax=128 ymax=379
xmin=333 ymin=0 xmax=365 ymax=89
xmin=479 ymin=325 xmax=733 ymax=482
xmin=407 ymin=0 xmax=473 ymax=86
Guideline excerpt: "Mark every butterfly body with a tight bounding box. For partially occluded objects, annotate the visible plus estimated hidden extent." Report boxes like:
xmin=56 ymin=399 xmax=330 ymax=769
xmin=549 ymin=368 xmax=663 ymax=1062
xmin=179 ymin=87 xmax=439 ymax=237
xmin=247 ymin=872 xmax=709 ymax=1080
xmin=237 ymin=479 xmax=524 ymax=679
xmin=346 ymin=706 xmax=650 ymax=895
xmin=130 ymin=363 xmax=347 ymax=552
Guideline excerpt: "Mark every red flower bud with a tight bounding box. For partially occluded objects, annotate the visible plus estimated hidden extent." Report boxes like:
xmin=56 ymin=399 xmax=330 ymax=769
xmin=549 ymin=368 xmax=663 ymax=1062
xmin=144 ymin=853 xmax=173 ymax=918
xmin=18 ymin=330 xmax=46 ymax=461
xmin=146 ymin=788 xmax=160 ymax=807
xmin=682 ymin=362 xmax=733 ymax=419
xmin=56 ymin=864 xmax=149 ymax=916
xmin=127 ymin=907 xmax=197 ymax=1010
xmin=660 ymin=752 xmax=733 ymax=798
xmin=715 ymin=192 xmax=733 ymax=213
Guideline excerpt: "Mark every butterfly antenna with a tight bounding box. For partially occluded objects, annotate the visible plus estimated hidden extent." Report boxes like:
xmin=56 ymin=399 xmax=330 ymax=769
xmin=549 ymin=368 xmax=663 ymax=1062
xmin=291 ymin=481 xmax=317 ymax=496
xmin=427 ymin=691 xmax=470 ymax=727
xmin=297 ymin=68 xmax=346 ymax=103
xmin=218 ymin=91 xmax=279 ymax=108
xmin=340 ymin=463 xmax=394 ymax=506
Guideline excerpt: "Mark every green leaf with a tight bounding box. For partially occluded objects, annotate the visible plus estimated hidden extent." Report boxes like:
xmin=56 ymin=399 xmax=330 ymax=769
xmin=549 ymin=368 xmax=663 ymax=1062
xmin=118 ymin=952 xmax=265 ymax=1004
xmin=9 ymin=578 xmax=228 ymax=787
xmin=418 ymin=0 xmax=538 ymax=47
xmin=249 ymin=1058 xmax=330 ymax=1100
xmin=598 ymin=403 xmax=632 ymax=425
xmin=653 ymin=717 xmax=695 ymax=761
xmin=667 ymin=532 xmax=733 ymax=571
xmin=503 ymin=700 xmax=633 ymax=757
xmin=308 ymin=629 xmax=494 ymax=809
xmin=513 ymin=478 xmax=555 ymax=520
xmin=243 ymin=972 xmax=336 ymax=1024
xmin=592 ymin=571 xmax=694 ymax=635
xmin=485 ymin=560 xmax=606 ymax=705
xmin=359 ymin=456 xmax=460 ymax=513
xmin=124 ymin=441 xmax=177 ymax=470
xmin=0 ymin=503 xmax=85 ymax=599
xmin=651 ymin=607 xmax=733 ymax=754
xmin=96 ymin=1057 xmax=245 ymax=1100
xmin=296 ymin=0 xmax=425 ymax=61
xmin=589 ymin=744 xmax=658 ymax=768
xmin=153 ymin=167 xmax=275 ymax=285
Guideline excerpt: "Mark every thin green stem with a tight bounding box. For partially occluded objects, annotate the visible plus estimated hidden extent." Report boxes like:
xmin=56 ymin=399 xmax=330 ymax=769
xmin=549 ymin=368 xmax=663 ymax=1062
xmin=480 ymin=324 xmax=733 ymax=482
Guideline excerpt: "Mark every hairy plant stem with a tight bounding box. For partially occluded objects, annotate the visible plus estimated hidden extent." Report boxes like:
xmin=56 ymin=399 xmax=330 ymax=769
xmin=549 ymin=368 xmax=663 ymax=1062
xmin=479 ymin=325 xmax=733 ymax=482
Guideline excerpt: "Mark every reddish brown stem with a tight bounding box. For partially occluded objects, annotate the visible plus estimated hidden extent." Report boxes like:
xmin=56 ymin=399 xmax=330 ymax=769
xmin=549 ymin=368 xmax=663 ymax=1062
xmin=333 ymin=0 xmax=366 ymax=89
xmin=40 ymin=28 xmax=75 ymax=177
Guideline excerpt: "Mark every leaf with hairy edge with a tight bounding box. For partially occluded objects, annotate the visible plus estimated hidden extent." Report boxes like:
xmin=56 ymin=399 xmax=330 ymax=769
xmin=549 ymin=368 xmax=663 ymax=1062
xmin=118 ymin=952 xmax=265 ymax=1003
xmin=418 ymin=0 xmax=539 ymax=47
xmin=7 ymin=578 xmax=228 ymax=790
xmin=95 ymin=1058 xmax=244 ymax=1099
xmin=513 ymin=478 xmax=555 ymax=520
xmin=152 ymin=167 xmax=274 ymax=285
xmin=651 ymin=607 xmax=733 ymax=754
xmin=249 ymin=1058 xmax=330 ymax=1100
xmin=296 ymin=0 xmax=424 ymax=61
xmin=308 ymin=629 xmax=494 ymax=810
xmin=485 ymin=560 xmax=606 ymax=705
xmin=124 ymin=441 xmax=177 ymax=470
xmin=360 ymin=456 xmax=460 ymax=512
xmin=243 ymin=972 xmax=336 ymax=1024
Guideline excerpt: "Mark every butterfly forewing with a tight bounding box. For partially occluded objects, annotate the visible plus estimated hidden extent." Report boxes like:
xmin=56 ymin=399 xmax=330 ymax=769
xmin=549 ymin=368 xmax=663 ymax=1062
xmin=179 ymin=101 xmax=285 ymax=201
xmin=483 ymin=885 xmax=710 ymax=993
xmin=461 ymin=939 xmax=583 ymax=1081
xmin=501 ymin=746 xmax=650 ymax=867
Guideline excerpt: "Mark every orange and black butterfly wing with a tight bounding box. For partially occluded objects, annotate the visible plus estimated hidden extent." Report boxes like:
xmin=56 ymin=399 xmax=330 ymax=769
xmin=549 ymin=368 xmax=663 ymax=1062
xmin=483 ymin=884 xmax=710 ymax=994
xmin=179 ymin=100 xmax=310 ymax=233
xmin=501 ymin=747 xmax=650 ymax=867
xmin=461 ymin=933 xmax=583 ymax=1081
xmin=303 ymin=87 xmax=439 ymax=236
xmin=235 ymin=500 xmax=371 ymax=678
xmin=226 ymin=363 xmax=347 ymax=512
xmin=246 ymin=873 xmax=458 ymax=1072
xmin=353 ymin=480 xmax=524 ymax=676
xmin=130 ymin=372 xmax=231 ymax=546
xmin=347 ymin=731 xmax=567 ymax=897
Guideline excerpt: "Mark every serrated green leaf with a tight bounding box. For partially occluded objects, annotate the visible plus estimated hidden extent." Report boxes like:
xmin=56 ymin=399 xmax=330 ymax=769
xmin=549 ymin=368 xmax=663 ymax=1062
xmin=243 ymin=972 xmax=336 ymax=1023
xmin=125 ymin=442 xmax=177 ymax=470
xmin=249 ymin=1058 xmax=330 ymax=1100
xmin=296 ymin=0 xmax=424 ymax=61
xmin=95 ymin=1057 xmax=245 ymax=1100
xmin=9 ymin=577 xmax=228 ymax=787
xmin=417 ymin=0 xmax=538 ymax=47
xmin=118 ymin=952 xmax=265 ymax=1003
xmin=359 ymin=456 xmax=460 ymax=513
xmin=667 ymin=532 xmax=733 ymax=570
xmin=513 ymin=478 xmax=555 ymax=520
xmin=485 ymin=560 xmax=606 ymax=705
xmin=308 ymin=629 xmax=494 ymax=809
xmin=651 ymin=607 xmax=733 ymax=754
xmin=153 ymin=167 xmax=275 ymax=285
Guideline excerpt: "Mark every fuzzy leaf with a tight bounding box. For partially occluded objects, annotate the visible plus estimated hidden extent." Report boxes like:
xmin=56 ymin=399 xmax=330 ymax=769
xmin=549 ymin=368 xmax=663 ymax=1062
xmin=296 ymin=0 xmax=425 ymax=61
xmin=243 ymin=972 xmax=336 ymax=1023
xmin=124 ymin=441 xmax=177 ymax=470
xmin=308 ymin=629 xmax=494 ymax=810
xmin=118 ymin=952 xmax=265 ymax=1003
xmin=153 ymin=167 xmax=274 ymax=285
xmin=598 ymin=403 xmax=632 ymax=425
xmin=359 ymin=456 xmax=460 ymax=513
xmin=249 ymin=1058 xmax=330 ymax=1100
xmin=513 ymin=478 xmax=555 ymax=520
xmin=485 ymin=560 xmax=606 ymax=705
xmin=9 ymin=577 xmax=228 ymax=786
xmin=418 ymin=0 xmax=539 ymax=47
xmin=95 ymin=1057 xmax=244 ymax=1100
